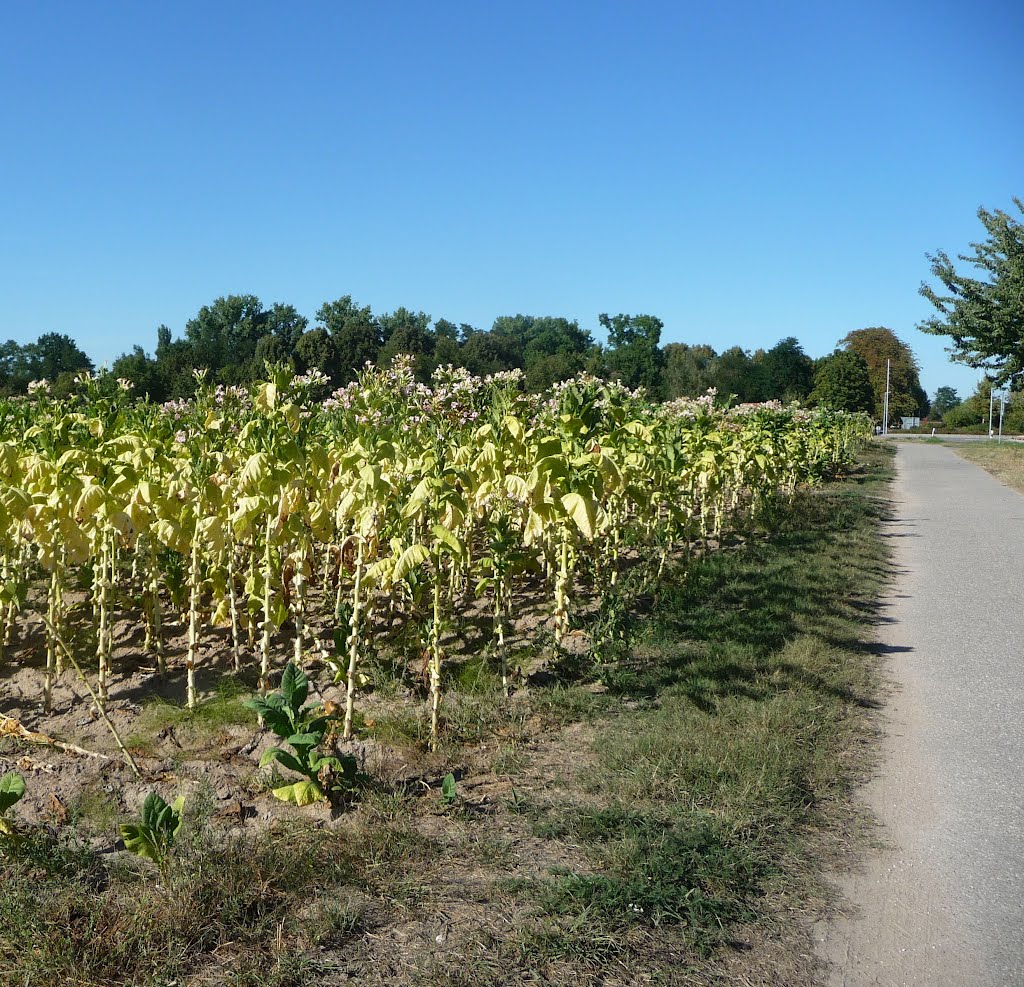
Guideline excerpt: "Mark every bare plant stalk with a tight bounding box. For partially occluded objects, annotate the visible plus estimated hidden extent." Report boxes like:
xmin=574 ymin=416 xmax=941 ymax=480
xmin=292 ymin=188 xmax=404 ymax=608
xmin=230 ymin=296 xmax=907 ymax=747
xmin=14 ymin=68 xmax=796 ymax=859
xmin=227 ymin=537 xmax=242 ymax=673
xmin=343 ymin=537 xmax=365 ymax=740
xmin=44 ymin=562 xmax=61 ymax=713
xmin=430 ymin=552 xmax=444 ymax=750
xmin=292 ymin=548 xmax=307 ymax=667
xmin=553 ymin=529 xmax=571 ymax=645
xmin=147 ymin=540 xmax=165 ymax=674
xmin=41 ymin=615 xmax=142 ymax=780
xmin=185 ymin=524 xmax=202 ymax=709
xmin=259 ymin=517 xmax=274 ymax=693
xmin=96 ymin=530 xmax=113 ymax=703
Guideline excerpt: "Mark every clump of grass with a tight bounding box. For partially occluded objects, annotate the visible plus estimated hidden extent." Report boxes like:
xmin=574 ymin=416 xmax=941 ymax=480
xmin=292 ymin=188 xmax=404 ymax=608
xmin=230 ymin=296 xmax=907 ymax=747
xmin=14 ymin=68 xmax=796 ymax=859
xmin=0 ymin=823 xmax=364 ymax=987
xmin=127 ymin=679 xmax=253 ymax=754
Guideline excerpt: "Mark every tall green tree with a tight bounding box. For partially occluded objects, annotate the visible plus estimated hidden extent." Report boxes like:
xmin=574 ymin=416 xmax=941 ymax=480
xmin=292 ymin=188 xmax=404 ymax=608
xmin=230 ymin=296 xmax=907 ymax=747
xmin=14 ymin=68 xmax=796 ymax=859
xmin=661 ymin=342 xmax=717 ymax=399
xmin=316 ymin=296 xmax=382 ymax=381
xmin=378 ymin=309 xmax=435 ymax=381
xmin=294 ymin=328 xmax=341 ymax=380
xmin=709 ymin=346 xmax=766 ymax=403
xmin=459 ymin=329 xmax=522 ymax=377
xmin=839 ymin=327 xmax=927 ymax=421
xmin=183 ymin=295 xmax=268 ymax=379
xmin=600 ymin=313 xmax=664 ymax=391
xmin=930 ymin=386 xmax=960 ymax=419
xmin=810 ymin=350 xmax=874 ymax=412
xmin=919 ymin=199 xmax=1024 ymax=386
xmin=758 ymin=336 xmax=814 ymax=401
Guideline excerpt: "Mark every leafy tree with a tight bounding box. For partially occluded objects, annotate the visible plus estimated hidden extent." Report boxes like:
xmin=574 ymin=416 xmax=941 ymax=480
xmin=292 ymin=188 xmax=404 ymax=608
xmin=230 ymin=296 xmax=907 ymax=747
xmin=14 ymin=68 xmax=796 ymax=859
xmin=110 ymin=346 xmax=168 ymax=402
xmin=433 ymin=334 xmax=461 ymax=369
xmin=940 ymin=380 xmax=1011 ymax=430
xmin=316 ymin=297 xmax=382 ymax=382
xmin=919 ymin=199 xmax=1024 ymax=386
xmin=460 ymin=329 xmax=522 ymax=377
xmin=31 ymin=332 xmax=94 ymax=381
xmin=264 ymin=303 xmax=308 ymax=351
xmin=294 ymin=328 xmax=340 ymax=380
xmin=183 ymin=295 xmax=268 ymax=378
xmin=522 ymin=317 xmax=594 ymax=390
xmin=930 ymin=386 xmax=960 ymax=419
xmin=600 ymin=313 xmax=664 ymax=391
xmin=0 ymin=334 xmax=93 ymax=394
xmin=661 ymin=342 xmax=717 ymax=399
xmin=379 ymin=307 xmax=431 ymax=345
xmin=433 ymin=318 xmax=462 ymax=342
xmin=253 ymin=334 xmax=295 ymax=373
xmin=0 ymin=340 xmax=35 ymax=393
xmin=758 ymin=336 xmax=814 ymax=401
xmin=839 ymin=327 xmax=927 ymax=421
xmin=378 ymin=312 xmax=435 ymax=381
xmin=810 ymin=350 xmax=874 ymax=412
xmin=709 ymin=346 xmax=766 ymax=403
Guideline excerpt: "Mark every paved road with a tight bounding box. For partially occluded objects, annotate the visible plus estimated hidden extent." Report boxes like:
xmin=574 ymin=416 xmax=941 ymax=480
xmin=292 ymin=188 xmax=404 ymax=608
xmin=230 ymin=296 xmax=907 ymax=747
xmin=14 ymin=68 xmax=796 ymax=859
xmin=884 ymin=433 xmax=1022 ymax=444
xmin=818 ymin=441 xmax=1024 ymax=986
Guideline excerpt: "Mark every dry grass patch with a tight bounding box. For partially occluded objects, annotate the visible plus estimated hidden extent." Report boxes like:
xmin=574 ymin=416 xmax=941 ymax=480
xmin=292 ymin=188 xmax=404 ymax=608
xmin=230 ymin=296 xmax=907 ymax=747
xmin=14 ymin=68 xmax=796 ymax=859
xmin=951 ymin=440 xmax=1024 ymax=494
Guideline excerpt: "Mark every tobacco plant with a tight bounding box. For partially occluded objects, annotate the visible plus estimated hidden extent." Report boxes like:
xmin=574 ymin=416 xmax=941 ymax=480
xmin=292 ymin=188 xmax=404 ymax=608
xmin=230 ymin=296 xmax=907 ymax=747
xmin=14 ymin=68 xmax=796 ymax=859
xmin=120 ymin=791 xmax=185 ymax=875
xmin=245 ymin=661 xmax=355 ymax=805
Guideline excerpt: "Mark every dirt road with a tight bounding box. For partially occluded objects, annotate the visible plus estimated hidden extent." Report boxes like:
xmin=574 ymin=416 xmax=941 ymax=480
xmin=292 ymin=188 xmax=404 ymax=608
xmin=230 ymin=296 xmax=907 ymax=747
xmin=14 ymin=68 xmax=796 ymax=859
xmin=818 ymin=441 xmax=1024 ymax=985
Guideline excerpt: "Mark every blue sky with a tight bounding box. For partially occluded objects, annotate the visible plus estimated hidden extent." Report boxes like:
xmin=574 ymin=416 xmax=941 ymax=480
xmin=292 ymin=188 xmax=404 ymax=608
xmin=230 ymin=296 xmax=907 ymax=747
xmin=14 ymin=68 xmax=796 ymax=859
xmin=2 ymin=0 xmax=1021 ymax=400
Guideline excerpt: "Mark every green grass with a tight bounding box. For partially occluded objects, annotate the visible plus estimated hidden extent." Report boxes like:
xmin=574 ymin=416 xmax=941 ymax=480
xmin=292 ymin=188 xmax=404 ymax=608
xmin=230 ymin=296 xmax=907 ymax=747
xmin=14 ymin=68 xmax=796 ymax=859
xmin=125 ymin=679 xmax=253 ymax=754
xmin=515 ymin=448 xmax=891 ymax=967
xmin=0 ymin=823 xmax=364 ymax=987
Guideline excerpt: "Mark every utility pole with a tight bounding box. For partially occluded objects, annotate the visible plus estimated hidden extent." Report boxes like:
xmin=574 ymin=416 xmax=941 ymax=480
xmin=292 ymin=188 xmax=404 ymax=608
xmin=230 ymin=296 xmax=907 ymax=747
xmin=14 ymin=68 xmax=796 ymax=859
xmin=998 ymin=390 xmax=1006 ymax=443
xmin=882 ymin=359 xmax=891 ymax=435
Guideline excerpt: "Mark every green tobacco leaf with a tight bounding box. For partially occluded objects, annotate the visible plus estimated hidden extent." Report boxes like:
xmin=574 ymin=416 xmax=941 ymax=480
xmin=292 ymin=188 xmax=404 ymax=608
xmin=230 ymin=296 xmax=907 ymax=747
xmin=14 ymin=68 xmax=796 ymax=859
xmin=271 ymin=780 xmax=326 ymax=806
xmin=441 ymin=772 xmax=458 ymax=806
xmin=140 ymin=791 xmax=169 ymax=831
xmin=259 ymin=747 xmax=306 ymax=776
xmin=120 ymin=823 xmax=160 ymax=863
xmin=243 ymin=698 xmax=292 ymax=738
xmin=431 ymin=524 xmax=465 ymax=559
xmin=0 ymin=772 xmax=26 ymax=814
xmin=285 ymin=732 xmax=322 ymax=749
xmin=169 ymin=796 xmax=185 ymax=838
xmin=280 ymin=662 xmax=309 ymax=709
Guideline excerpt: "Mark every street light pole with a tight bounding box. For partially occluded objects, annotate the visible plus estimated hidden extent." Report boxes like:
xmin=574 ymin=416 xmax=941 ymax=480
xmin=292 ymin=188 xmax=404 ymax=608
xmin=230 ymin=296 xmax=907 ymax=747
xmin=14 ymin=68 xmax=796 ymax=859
xmin=998 ymin=390 xmax=1006 ymax=443
xmin=883 ymin=359 xmax=890 ymax=435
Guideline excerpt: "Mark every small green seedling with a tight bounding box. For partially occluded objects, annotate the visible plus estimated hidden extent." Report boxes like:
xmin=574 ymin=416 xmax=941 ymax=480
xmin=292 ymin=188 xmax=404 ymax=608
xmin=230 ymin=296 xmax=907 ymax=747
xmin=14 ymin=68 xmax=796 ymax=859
xmin=244 ymin=661 xmax=355 ymax=805
xmin=440 ymin=772 xmax=459 ymax=808
xmin=120 ymin=791 xmax=185 ymax=874
xmin=0 ymin=771 xmax=26 ymax=846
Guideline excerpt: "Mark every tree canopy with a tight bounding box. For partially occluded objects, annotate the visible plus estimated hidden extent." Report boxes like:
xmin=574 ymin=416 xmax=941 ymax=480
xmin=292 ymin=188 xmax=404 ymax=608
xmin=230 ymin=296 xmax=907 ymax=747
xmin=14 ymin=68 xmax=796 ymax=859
xmin=4 ymin=290 xmax=929 ymax=418
xmin=929 ymin=386 xmax=960 ymax=419
xmin=919 ymin=199 xmax=1024 ymax=387
xmin=839 ymin=327 xmax=927 ymax=421
xmin=810 ymin=350 xmax=874 ymax=413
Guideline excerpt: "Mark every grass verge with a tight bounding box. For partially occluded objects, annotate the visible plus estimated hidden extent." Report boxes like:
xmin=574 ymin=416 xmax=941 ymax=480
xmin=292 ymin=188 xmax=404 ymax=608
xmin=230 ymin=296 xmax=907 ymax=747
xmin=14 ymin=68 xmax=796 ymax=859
xmin=513 ymin=446 xmax=892 ymax=980
xmin=948 ymin=439 xmax=1024 ymax=494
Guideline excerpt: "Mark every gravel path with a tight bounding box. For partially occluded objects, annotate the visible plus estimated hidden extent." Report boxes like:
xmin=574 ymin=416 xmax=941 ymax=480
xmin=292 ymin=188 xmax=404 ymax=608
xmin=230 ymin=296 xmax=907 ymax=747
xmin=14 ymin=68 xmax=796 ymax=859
xmin=818 ymin=441 xmax=1024 ymax=986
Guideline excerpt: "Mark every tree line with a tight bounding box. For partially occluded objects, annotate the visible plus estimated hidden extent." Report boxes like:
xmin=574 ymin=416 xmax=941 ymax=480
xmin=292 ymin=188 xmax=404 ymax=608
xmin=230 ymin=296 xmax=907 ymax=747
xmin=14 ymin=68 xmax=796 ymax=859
xmin=0 ymin=296 xmax=933 ymax=419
